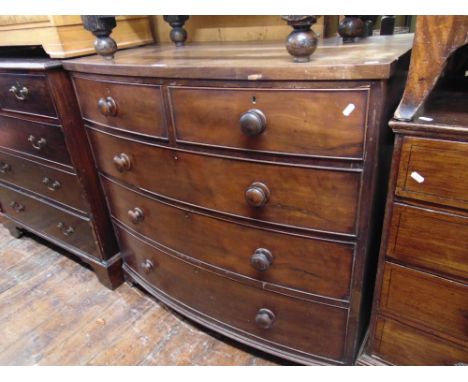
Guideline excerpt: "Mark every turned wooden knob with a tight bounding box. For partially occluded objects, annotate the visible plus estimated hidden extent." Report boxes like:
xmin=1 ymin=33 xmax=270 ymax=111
xmin=128 ymin=207 xmax=144 ymax=224
xmin=113 ymin=153 xmax=132 ymax=172
xmin=245 ymin=182 xmax=270 ymax=207
xmin=251 ymin=248 xmax=273 ymax=272
xmin=255 ymin=308 xmax=276 ymax=329
xmin=98 ymin=96 xmax=117 ymax=116
xmin=141 ymin=259 xmax=154 ymax=273
xmin=239 ymin=109 xmax=267 ymax=136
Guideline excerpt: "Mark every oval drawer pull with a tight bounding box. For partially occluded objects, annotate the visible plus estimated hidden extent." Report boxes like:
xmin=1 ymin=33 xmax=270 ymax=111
xmin=141 ymin=259 xmax=155 ymax=273
xmin=42 ymin=177 xmax=61 ymax=191
xmin=255 ymin=308 xmax=276 ymax=329
xmin=9 ymin=201 xmax=25 ymax=213
xmin=245 ymin=182 xmax=270 ymax=207
xmin=28 ymin=135 xmax=47 ymax=151
xmin=98 ymin=96 xmax=118 ymax=117
xmin=128 ymin=207 xmax=144 ymax=224
xmin=9 ymin=83 xmax=29 ymax=101
xmin=113 ymin=153 xmax=132 ymax=172
xmin=250 ymin=248 xmax=273 ymax=272
xmin=239 ymin=109 xmax=266 ymax=136
xmin=0 ymin=161 xmax=11 ymax=174
xmin=57 ymin=222 xmax=74 ymax=236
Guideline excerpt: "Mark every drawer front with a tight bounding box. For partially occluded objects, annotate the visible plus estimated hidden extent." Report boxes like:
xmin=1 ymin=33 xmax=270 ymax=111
xmin=0 ymin=73 xmax=57 ymax=118
xmin=0 ymin=150 xmax=89 ymax=213
xmin=170 ymin=86 xmax=368 ymax=159
xmin=388 ymin=203 xmax=468 ymax=281
xmin=119 ymin=226 xmax=349 ymax=362
xmin=0 ymin=184 xmax=99 ymax=258
xmin=379 ymin=262 xmax=468 ymax=342
xmin=373 ymin=316 xmax=468 ymax=366
xmin=103 ymin=176 xmax=354 ymax=300
xmin=0 ymin=115 xmax=71 ymax=166
xmin=89 ymin=128 xmax=360 ymax=234
xmin=73 ymin=76 xmax=167 ymax=139
xmin=396 ymin=137 xmax=468 ymax=209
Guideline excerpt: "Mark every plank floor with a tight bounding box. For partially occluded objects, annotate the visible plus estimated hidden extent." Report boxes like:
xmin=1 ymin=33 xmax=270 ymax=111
xmin=0 ymin=226 xmax=290 ymax=366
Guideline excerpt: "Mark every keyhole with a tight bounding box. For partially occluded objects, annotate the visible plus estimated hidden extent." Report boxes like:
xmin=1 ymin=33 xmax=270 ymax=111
xmin=252 ymin=96 xmax=257 ymax=104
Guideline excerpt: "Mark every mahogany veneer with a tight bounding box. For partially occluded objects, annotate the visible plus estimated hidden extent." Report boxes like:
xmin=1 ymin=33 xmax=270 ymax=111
xmin=64 ymin=36 xmax=413 ymax=364
xmin=0 ymin=58 xmax=122 ymax=289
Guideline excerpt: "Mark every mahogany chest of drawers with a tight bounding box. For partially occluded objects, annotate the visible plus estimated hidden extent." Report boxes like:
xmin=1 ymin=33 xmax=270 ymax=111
xmin=64 ymin=35 xmax=413 ymax=364
xmin=0 ymin=57 xmax=122 ymax=288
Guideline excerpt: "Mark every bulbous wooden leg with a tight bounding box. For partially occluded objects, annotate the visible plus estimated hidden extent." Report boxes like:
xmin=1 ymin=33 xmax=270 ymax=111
xmin=282 ymin=15 xmax=320 ymax=63
xmin=163 ymin=15 xmax=190 ymax=47
xmin=81 ymin=15 xmax=118 ymax=59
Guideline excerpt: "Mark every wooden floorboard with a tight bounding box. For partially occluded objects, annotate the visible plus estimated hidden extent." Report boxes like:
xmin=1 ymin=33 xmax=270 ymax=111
xmin=0 ymin=226 xmax=287 ymax=366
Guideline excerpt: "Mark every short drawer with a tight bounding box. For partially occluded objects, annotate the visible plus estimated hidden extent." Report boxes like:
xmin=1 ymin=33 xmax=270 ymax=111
xmin=0 ymin=184 xmax=99 ymax=259
xmin=0 ymin=150 xmax=89 ymax=213
xmin=379 ymin=262 xmax=468 ymax=342
xmin=89 ymin=128 xmax=360 ymax=234
xmin=373 ymin=316 xmax=468 ymax=366
xmin=0 ymin=115 xmax=72 ymax=166
xmin=396 ymin=137 xmax=468 ymax=210
xmin=73 ymin=75 xmax=167 ymax=139
xmin=0 ymin=72 xmax=57 ymax=119
xmin=103 ymin=176 xmax=354 ymax=300
xmin=387 ymin=203 xmax=468 ymax=281
xmin=119 ymin=226 xmax=349 ymax=362
xmin=169 ymin=86 xmax=368 ymax=159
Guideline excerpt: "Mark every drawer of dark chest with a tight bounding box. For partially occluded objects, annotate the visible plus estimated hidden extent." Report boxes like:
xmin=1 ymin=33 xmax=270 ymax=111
xmin=0 ymin=72 xmax=57 ymax=119
xmin=0 ymin=115 xmax=71 ymax=166
xmin=0 ymin=150 xmax=89 ymax=213
xmin=0 ymin=184 xmax=99 ymax=258
xmin=118 ymin=225 xmax=349 ymax=363
xmin=103 ymin=175 xmax=354 ymax=300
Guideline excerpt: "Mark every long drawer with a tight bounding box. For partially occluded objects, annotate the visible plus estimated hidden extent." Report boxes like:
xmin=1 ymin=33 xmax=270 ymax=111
xmin=118 ymin=225 xmax=349 ymax=363
xmin=379 ymin=262 xmax=468 ymax=343
xmin=0 ymin=115 xmax=71 ymax=166
xmin=373 ymin=316 xmax=468 ymax=366
xmin=0 ymin=72 xmax=57 ymax=119
xmin=169 ymin=86 xmax=368 ymax=159
xmin=387 ymin=203 xmax=468 ymax=281
xmin=0 ymin=183 xmax=99 ymax=258
xmin=102 ymin=175 xmax=354 ymax=300
xmin=89 ymin=127 xmax=360 ymax=235
xmin=0 ymin=150 xmax=89 ymax=213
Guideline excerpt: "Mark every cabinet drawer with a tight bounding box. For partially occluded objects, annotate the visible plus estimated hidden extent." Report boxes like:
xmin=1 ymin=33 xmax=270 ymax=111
xmin=396 ymin=137 xmax=468 ymax=209
xmin=373 ymin=316 xmax=468 ymax=366
xmin=379 ymin=262 xmax=468 ymax=342
xmin=170 ymin=86 xmax=368 ymax=159
xmin=89 ymin=128 xmax=360 ymax=234
xmin=387 ymin=203 xmax=468 ymax=281
xmin=0 ymin=184 xmax=99 ymax=259
xmin=103 ymin=176 xmax=354 ymax=300
xmin=0 ymin=150 xmax=89 ymax=213
xmin=0 ymin=73 xmax=57 ymax=119
xmin=119 ymin=226 xmax=349 ymax=362
xmin=0 ymin=115 xmax=71 ymax=166
xmin=73 ymin=75 xmax=167 ymax=139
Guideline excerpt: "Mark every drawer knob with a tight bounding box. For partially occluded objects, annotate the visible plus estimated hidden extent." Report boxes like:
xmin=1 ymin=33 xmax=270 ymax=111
xmin=9 ymin=201 xmax=25 ymax=213
xmin=251 ymin=248 xmax=273 ymax=272
xmin=240 ymin=109 xmax=266 ymax=136
xmin=141 ymin=259 xmax=154 ymax=273
xmin=113 ymin=153 xmax=132 ymax=172
xmin=98 ymin=96 xmax=118 ymax=117
xmin=0 ymin=161 xmax=11 ymax=174
xmin=9 ymin=83 xmax=29 ymax=101
xmin=255 ymin=308 xmax=276 ymax=329
xmin=128 ymin=207 xmax=144 ymax=224
xmin=57 ymin=222 xmax=74 ymax=236
xmin=42 ymin=177 xmax=61 ymax=191
xmin=28 ymin=135 xmax=47 ymax=151
xmin=245 ymin=182 xmax=270 ymax=207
